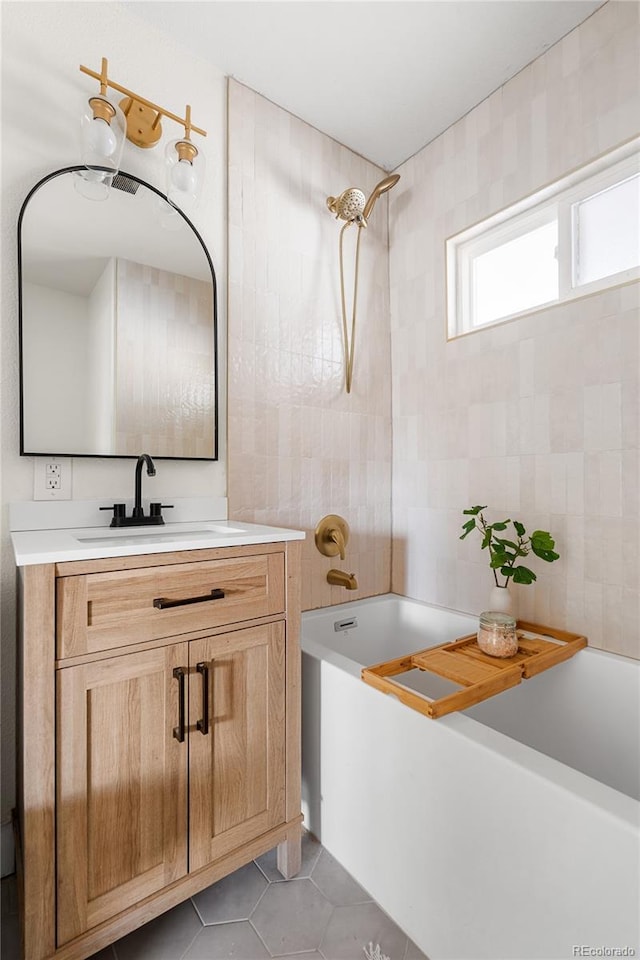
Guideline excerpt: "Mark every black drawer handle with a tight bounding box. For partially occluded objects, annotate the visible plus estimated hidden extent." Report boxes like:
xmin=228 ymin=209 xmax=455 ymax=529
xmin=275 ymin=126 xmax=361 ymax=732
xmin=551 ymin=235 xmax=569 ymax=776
xmin=196 ymin=662 xmax=210 ymax=735
xmin=172 ymin=667 xmax=186 ymax=742
xmin=154 ymin=588 xmax=225 ymax=610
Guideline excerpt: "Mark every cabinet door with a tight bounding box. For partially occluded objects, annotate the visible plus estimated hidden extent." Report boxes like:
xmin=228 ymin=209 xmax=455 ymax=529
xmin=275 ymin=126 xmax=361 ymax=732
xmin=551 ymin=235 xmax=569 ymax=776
xmin=189 ymin=623 xmax=286 ymax=872
xmin=57 ymin=643 xmax=188 ymax=945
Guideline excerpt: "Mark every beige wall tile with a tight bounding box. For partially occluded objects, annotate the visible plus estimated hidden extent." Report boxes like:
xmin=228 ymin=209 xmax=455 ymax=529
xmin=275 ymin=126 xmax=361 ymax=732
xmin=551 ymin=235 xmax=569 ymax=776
xmin=227 ymin=6 xmax=637 ymax=658
xmin=228 ymin=80 xmax=392 ymax=611
xmin=390 ymin=2 xmax=639 ymax=659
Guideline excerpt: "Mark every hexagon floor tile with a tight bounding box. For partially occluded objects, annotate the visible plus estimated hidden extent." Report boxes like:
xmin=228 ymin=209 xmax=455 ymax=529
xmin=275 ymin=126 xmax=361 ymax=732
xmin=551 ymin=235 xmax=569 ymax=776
xmin=1 ymin=834 xmax=431 ymax=960
xmin=114 ymin=900 xmax=202 ymax=960
xmin=320 ymin=901 xmax=409 ymax=960
xmin=192 ymin=861 xmax=268 ymax=924
xmin=311 ymin=848 xmax=372 ymax=906
xmin=183 ymin=920 xmax=270 ymax=959
xmin=251 ymin=877 xmax=333 ymax=956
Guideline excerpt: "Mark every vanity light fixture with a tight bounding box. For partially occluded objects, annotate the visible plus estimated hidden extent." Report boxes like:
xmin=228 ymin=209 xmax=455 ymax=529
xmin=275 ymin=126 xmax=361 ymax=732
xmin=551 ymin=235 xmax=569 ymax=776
xmin=77 ymin=57 xmax=207 ymax=207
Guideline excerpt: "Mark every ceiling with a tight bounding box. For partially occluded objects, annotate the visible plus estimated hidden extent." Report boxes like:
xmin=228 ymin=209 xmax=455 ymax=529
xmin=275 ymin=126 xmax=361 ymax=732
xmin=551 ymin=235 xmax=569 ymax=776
xmin=125 ymin=0 xmax=604 ymax=171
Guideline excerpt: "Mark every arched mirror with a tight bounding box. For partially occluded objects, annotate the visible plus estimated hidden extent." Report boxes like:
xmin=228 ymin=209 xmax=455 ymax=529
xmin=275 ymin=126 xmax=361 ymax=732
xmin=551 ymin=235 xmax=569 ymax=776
xmin=18 ymin=167 xmax=218 ymax=459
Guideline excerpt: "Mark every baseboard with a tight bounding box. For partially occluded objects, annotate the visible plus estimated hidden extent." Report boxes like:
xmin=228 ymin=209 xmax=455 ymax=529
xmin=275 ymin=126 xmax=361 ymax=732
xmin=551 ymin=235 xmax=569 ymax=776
xmin=1 ymin=820 xmax=15 ymax=877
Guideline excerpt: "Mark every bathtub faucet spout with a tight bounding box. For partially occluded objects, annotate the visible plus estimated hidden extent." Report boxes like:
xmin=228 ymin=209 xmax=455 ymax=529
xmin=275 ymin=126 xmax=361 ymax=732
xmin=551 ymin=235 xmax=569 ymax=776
xmin=327 ymin=569 xmax=358 ymax=590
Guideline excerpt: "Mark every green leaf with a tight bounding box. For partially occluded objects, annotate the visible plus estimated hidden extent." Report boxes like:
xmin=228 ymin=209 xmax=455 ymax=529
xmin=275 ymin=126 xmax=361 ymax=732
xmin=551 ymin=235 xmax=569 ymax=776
xmin=481 ymin=530 xmax=491 ymax=550
xmin=460 ymin=519 xmax=476 ymax=539
xmin=529 ymin=530 xmax=559 ymax=562
xmin=500 ymin=565 xmax=515 ymax=578
xmin=493 ymin=538 xmax=519 ymax=551
xmin=493 ymin=540 xmax=517 ymax=562
xmin=513 ymin=521 xmax=526 ymax=537
xmin=490 ymin=544 xmax=507 ymax=558
xmin=532 ymin=547 xmax=560 ymax=563
xmin=512 ymin=566 xmax=537 ymax=584
xmin=463 ymin=505 xmax=486 ymax=516
xmin=491 ymin=521 xmax=509 ymax=531
xmin=531 ymin=530 xmax=555 ymax=550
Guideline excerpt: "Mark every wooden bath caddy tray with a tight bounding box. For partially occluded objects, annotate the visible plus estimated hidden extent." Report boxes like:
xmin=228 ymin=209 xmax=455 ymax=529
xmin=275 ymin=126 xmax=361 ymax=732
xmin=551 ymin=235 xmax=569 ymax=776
xmin=361 ymin=621 xmax=587 ymax=719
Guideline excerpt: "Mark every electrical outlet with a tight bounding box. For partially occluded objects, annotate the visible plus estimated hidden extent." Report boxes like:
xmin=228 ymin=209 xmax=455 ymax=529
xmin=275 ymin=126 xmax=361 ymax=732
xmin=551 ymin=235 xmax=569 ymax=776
xmin=34 ymin=458 xmax=72 ymax=500
xmin=45 ymin=462 xmax=61 ymax=490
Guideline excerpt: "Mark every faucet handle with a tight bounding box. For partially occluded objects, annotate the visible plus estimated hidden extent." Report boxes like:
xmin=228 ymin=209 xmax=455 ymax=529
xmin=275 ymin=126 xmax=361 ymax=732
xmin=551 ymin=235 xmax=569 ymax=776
xmin=100 ymin=503 xmax=127 ymax=527
xmin=328 ymin=527 xmax=346 ymax=561
xmin=150 ymin=502 xmax=174 ymax=518
xmin=315 ymin=514 xmax=350 ymax=560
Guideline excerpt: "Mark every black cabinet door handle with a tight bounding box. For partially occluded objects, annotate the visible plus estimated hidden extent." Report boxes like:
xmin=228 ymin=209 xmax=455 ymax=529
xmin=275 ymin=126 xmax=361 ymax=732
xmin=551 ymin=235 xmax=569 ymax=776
xmin=154 ymin=588 xmax=225 ymax=610
xmin=172 ymin=667 xmax=186 ymax=742
xmin=196 ymin=662 xmax=209 ymax=735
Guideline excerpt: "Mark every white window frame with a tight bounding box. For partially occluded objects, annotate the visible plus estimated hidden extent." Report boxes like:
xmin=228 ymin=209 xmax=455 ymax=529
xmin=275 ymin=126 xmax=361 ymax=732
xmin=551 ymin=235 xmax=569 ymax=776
xmin=568 ymin=164 xmax=640 ymax=294
xmin=447 ymin=137 xmax=640 ymax=339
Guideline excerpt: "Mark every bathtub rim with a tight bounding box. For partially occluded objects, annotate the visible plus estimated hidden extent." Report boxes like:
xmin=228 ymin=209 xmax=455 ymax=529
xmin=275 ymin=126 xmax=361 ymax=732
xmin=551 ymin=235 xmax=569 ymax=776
xmin=301 ymin=593 xmax=640 ymax=826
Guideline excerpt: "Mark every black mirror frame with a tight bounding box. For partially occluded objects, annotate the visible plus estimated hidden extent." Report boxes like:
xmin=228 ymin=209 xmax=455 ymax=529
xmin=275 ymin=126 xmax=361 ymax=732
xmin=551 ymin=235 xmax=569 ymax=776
xmin=17 ymin=165 xmax=218 ymax=461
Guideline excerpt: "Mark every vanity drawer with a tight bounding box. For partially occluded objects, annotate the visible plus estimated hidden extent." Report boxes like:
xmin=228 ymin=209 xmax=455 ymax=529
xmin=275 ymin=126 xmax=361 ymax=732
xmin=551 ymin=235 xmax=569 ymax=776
xmin=57 ymin=553 xmax=285 ymax=659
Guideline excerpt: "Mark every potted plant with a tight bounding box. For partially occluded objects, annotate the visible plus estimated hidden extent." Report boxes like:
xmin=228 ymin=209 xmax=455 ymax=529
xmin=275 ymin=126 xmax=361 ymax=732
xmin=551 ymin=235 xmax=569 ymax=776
xmin=460 ymin=505 xmax=560 ymax=613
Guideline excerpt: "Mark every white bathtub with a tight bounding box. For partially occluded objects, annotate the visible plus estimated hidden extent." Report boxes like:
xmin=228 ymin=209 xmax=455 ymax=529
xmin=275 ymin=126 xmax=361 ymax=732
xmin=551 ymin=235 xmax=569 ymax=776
xmin=301 ymin=594 xmax=640 ymax=960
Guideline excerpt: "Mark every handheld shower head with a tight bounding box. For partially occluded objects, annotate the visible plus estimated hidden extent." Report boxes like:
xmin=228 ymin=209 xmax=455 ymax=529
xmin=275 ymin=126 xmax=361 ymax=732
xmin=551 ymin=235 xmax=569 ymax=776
xmin=362 ymin=173 xmax=400 ymax=221
xmin=326 ymin=187 xmax=366 ymax=222
xmin=326 ymin=173 xmax=400 ymax=394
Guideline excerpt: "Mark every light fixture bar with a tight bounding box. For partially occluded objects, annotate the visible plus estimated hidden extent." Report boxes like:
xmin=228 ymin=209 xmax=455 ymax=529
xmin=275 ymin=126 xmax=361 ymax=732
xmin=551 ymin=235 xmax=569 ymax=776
xmin=80 ymin=60 xmax=207 ymax=139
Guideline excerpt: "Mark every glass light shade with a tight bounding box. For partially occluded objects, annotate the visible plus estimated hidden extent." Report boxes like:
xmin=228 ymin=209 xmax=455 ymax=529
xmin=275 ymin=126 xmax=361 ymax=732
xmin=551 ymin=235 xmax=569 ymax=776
xmin=79 ymin=93 xmax=125 ymax=182
xmin=165 ymin=138 xmax=205 ymax=213
xmin=76 ymin=94 xmax=126 ymax=200
xmin=73 ymin=167 xmax=112 ymax=202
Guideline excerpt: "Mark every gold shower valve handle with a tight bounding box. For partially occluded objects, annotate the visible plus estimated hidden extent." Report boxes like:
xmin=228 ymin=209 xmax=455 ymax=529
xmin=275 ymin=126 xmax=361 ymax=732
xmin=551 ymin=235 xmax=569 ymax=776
xmin=315 ymin=514 xmax=350 ymax=561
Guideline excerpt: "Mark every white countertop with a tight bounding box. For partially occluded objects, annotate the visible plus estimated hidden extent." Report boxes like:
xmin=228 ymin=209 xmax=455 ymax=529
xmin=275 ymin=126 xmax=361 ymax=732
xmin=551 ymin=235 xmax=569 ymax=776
xmin=11 ymin=520 xmax=305 ymax=566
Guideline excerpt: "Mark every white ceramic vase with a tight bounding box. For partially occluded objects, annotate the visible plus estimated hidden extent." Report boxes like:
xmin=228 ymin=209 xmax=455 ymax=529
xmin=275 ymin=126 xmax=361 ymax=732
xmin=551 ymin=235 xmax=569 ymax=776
xmin=487 ymin=584 xmax=514 ymax=616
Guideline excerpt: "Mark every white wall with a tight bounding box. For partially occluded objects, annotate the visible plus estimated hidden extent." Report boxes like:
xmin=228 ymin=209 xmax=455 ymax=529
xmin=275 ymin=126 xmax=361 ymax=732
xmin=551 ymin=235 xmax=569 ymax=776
xmin=1 ymin=1 xmax=227 ymax=842
xmin=389 ymin=1 xmax=640 ymax=659
xmin=22 ymin=282 xmax=92 ymax=450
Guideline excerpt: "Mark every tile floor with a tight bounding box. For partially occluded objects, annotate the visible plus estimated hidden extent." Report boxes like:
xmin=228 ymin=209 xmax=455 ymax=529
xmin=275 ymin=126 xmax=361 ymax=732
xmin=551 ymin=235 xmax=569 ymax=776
xmin=1 ymin=832 xmax=429 ymax=960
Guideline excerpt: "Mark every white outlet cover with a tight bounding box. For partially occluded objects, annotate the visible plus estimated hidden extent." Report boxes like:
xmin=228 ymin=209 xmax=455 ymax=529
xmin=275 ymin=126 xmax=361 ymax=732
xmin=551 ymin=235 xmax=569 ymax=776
xmin=34 ymin=458 xmax=72 ymax=500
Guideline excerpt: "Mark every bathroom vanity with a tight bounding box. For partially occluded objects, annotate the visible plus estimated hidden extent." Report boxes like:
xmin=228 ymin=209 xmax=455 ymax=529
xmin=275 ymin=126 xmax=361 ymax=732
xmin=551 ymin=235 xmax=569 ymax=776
xmin=12 ymin=519 xmax=304 ymax=960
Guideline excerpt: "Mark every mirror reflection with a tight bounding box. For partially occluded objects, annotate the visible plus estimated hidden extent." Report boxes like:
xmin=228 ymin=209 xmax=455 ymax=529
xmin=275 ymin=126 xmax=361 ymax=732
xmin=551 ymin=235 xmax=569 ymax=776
xmin=19 ymin=168 xmax=218 ymax=459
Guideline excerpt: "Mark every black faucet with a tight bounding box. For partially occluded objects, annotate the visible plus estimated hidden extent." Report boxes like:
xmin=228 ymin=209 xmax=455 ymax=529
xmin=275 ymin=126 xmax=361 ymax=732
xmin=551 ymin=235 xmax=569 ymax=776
xmin=100 ymin=454 xmax=173 ymax=528
xmin=133 ymin=453 xmax=155 ymax=518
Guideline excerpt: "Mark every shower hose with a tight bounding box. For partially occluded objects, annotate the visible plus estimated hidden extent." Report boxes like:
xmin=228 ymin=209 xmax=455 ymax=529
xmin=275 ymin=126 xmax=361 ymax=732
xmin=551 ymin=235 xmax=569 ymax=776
xmin=338 ymin=219 xmax=363 ymax=394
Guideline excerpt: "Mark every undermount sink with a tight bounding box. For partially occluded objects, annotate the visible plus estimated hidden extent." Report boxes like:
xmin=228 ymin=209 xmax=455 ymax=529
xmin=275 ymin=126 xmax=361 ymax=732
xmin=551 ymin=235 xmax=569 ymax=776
xmin=75 ymin=523 xmax=247 ymax=546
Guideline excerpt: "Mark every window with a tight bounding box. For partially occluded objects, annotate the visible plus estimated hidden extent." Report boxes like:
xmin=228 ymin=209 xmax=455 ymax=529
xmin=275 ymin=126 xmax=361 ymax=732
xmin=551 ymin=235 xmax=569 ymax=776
xmin=472 ymin=217 xmax=558 ymax=326
xmin=447 ymin=139 xmax=640 ymax=338
xmin=573 ymin=173 xmax=640 ymax=286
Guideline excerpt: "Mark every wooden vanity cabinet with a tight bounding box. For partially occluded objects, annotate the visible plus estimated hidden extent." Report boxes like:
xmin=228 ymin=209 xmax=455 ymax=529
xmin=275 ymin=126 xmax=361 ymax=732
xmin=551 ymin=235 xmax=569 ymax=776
xmin=17 ymin=541 xmax=302 ymax=960
xmin=187 ymin=623 xmax=286 ymax=872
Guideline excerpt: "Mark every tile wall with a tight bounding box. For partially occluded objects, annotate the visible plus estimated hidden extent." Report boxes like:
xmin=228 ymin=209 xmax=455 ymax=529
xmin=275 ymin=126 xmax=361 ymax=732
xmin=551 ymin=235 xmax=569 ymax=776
xmin=116 ymin=260 xmax=215 ymax=458
xmin=227 ymin=81 xmax=392 ymax=610
xmin=389 ymin=1 xmax=640 ymax=658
